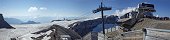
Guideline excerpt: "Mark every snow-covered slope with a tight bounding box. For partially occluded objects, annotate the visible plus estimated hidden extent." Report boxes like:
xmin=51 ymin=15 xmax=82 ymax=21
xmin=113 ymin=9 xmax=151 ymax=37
xmin=52 ymin=21 xmax=78 ymax=29
xmin=51 ymin=17 xmax=101 ymax=29
xmin=16 ymin=29 xmax=53 ymax=40
xmin=0 ymin=17 xmax=99 ymax=40
xmin=0 ymin=15 xmax=118 ymax=40
xmin=0 ymin=23 xmax=52 ymax=40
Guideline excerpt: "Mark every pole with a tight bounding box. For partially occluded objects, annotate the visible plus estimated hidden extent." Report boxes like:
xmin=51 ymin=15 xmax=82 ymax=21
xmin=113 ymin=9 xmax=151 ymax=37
xmin=93 ymin=0 xmax=111 ymax=40
xmin=101 ymin=2 xmax=105 ymax=40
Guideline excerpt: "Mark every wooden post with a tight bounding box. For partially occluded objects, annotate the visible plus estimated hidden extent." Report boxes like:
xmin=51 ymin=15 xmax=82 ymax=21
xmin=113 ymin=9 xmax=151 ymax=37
xmin=92 ymin=1 xmax=111 ymax=40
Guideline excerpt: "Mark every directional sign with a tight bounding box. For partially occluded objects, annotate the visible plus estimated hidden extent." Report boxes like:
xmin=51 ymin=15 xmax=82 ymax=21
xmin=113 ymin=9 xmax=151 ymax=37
xmin=93 ymin=7 xmax=112 ymax=13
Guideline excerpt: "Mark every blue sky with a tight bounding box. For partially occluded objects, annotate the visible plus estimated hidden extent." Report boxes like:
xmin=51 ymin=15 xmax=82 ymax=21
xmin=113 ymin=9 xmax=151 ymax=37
xmin=0 ymin=0 xmax=170 ymax=21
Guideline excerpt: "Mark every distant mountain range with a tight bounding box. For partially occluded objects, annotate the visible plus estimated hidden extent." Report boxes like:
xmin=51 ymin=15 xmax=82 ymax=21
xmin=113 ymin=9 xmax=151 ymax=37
xmin=21 ymin=21 xmax=40 ymax=24
xmin=3 ymin=16 xmax=89 ymax=24
xmin=4 ymin=18 xmax=23 ymax=24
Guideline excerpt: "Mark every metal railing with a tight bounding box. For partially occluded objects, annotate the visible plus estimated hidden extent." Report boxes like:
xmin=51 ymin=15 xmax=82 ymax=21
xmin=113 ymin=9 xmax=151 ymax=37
xmin=106 ymin=28 xmax=170 ymax=40
xmin=144 ymin=28 xmax=170 ymax=40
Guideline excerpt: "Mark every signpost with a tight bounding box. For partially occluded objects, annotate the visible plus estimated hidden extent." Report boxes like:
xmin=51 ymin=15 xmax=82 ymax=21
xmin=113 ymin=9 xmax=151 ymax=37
xmin=93 ymin=1 xmax=111 ymax=40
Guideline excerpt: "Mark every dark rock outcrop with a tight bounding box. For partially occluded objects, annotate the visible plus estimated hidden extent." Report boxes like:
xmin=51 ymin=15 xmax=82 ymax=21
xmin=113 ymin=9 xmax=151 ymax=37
xmin=30 ymin=25 xmax=81 ymax=40
xmin=0 ymin=14 xmax=14 ymax=28
xmin=69 ymin=18 xmax=102 ymax=37
xmin=69 ymin=15 xmax=118 ymax=37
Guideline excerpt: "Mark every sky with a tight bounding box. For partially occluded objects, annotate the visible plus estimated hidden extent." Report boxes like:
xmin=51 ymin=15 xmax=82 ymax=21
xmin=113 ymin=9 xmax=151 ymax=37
xmin=0 ymin=0 xmax=170 ymax=21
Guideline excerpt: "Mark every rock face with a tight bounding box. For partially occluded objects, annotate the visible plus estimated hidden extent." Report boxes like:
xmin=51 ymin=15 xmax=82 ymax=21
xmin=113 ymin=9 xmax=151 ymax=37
xmin=69 ymin=15 xmax=118 ymax=37
xmin=15 ymin=25 xmax=81 ymax=40
xmin=0 ymin=14 xmax=13 ymax=28
xmin=69 ymin=18 xmax=102 ymax=37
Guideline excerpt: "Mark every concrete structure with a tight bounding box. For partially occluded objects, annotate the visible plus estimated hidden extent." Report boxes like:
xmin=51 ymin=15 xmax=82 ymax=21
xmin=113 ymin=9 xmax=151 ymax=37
xmin=137 ymin=3 xmax=156 ymax=18
xmin=118 ymin=3 xmax=157 ymax=31
xmin=120 ymin=2 xmax=156 ymax=19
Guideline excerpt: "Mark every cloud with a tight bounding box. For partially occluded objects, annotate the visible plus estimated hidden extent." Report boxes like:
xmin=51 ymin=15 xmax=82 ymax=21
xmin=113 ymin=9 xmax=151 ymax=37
xmin=28 ymin=7 xmax=38 ymax=12
xmin=156 ymin=15 xmax=159 ymax=17
xmin=40 ymin=7 xmax=47 ymax=10
xmin=113 ymin=7 xmax=136 ymax=16
xmin=28 ymin=7 xmax=47 ymax=12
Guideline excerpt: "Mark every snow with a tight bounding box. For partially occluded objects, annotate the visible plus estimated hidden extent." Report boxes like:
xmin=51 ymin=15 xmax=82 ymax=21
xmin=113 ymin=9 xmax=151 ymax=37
xmin=0 ymin=17 xmax=101 ymax=40
xmin=52 ymin=21 xmax=78 ymax=29
xmin=52 ymin=17 xmax=101 ymax=29
xmin=0 ymin=23 xmax=52 ymax=40
xmin=17 ymin=29 xmax=54 ymax=40
xmin=113 ymin=7 xmax=136 ymax=16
